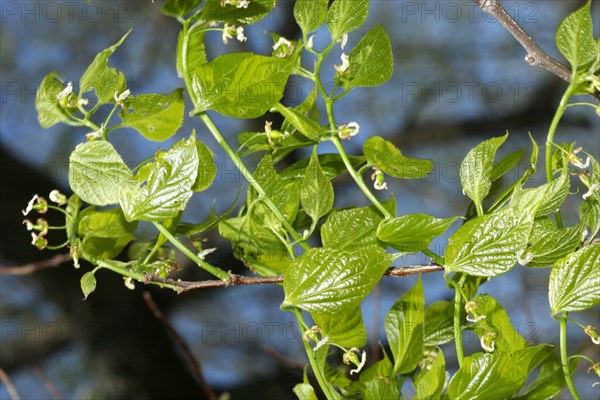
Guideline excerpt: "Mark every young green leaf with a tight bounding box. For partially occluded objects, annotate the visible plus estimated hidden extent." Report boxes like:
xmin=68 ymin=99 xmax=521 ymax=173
xmin=176 ymin=26 xmax=207 ymax=79
xmin=282 ymin=154 xmax=365 ymax=181
xmin=469 ymin=294 xmax=526 ymax=353
xmin=294 ymin=0 xmax=328 ymax=35
xmin=489 ymin=149 xmax=525 ymax=182
xmin=362 ymin=379 xmax=400 ymax=400
xmin=519 ymin=353 xmax=575 ymax=400
xmin=445 ymin=208 xmax=532 ymax=277
xmin=293 ymin=383 xmax=317 ymax=400
xmin=549 ymin=243 xmax=600 ymax=314
xmin=69 ymin=141 xmax=135 ymax=206
xmin=414 ymin=350 xmax=446 ymax=400
xmin=385 ymin=277 xmax=424 ymax=375
xmin=301 ymin=151 xmax=334 ymax=223
xmin=202 ymin=0 xmax=276 ymax=25
xmin=424 ymin=301 xmax=454 ymax=346
xmin=119 ymin=89 xmax=185 ymax=141
xmin=192 ymin=139 xmax=217 ymax=192
xmin=460 ymin=134 xmax=508 ymax=214
xmin=77 ymin=207 xmax=138 ymax=238
xmin=556 ymin=0 xmax=596 ymax=68
xmin=36 ymin=73 xmax=78 ymax=128
xmin=337 ymin=25 xmax=393 ymax=90
xmin=281 ymin=248 xmax=393 ymax=315
xmin=510 ymin=172 xmax=570 ymax=218
xmin=119 ymin=136 xmax=198 ymax=221
xmin=363 ymin=136 xmax=432 ymax=179
xmin=326 ymin=0 xmax=369 ymax=40
xmin=82 ymin=235 xmax=134 ymax=261
xmin=192 ymin=53 xmax=295 ymax=118
xmin=274 ymin=103 xmax=322 ymax=141
xmin=313 ymin=307 xmax=366 ymax=348
xmin=79 ymin=31 xmax=130 ymax=104
xmin=580 ymin=197 xmax=600 ymax=239
xmin=359 ymin=350 xmax=393 ymax=383
xmin=161 ymin=0 xmax=202 ymax=18
xmin=523 ymin=221 xmax=585 ymax=267
xmin=447 ymin=345 xmax=550 ymax=399
xmin=81 ymin=271 xmax=97 ymax=300
xmin=377 ymin=214 xmax=459 ymax=255
xmin=321 ymin=205 xmax=387 ymax=252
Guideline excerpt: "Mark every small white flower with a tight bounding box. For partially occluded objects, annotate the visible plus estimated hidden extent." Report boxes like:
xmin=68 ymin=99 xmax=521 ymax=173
xmin=336 ymin=53 xmax=350 ymax=73
xmin=23 ymin=219 xmax=34 ymax=231
xmin=114 ymin=89 xmax=131 ymax=103
xmin=208 ymin=20 xmax=220 ymax=27
xmin=272 ymin=37 xmax=294 ymax=58
xmin=124 ymin=277 xmax=136 ymax=290
xmin=306 ymin=34 xmax=315 ymax=50
xmin=350 ymin=351 xmax=367 ymax=375
xmin=86 ymin=123 xmax=105 ymax=141
xmin=480 ymin=332 xmax=496 ymax=352
xmin=516 ymin=249 xmax=533 ymax=265
xmin=49 ymin=190 xmax=67 ymax=205
xmin=340 ymin=33 xmax=348 ymax=50
xmin=371 ymin=169 xmax=388 ymax=191
xmin=583 ymin=183 xmax=599 ymax=200
xmin=22 ymin=194 xmax=39 ymax=216
xmin=273 ymin=37 xmax=292 ymax=52
xmin=56 ymin=82 xmax=73 ymax=101
xmin=78 ymin=97 xmax=89 ymax=106
xmin=222 ymin=24 xmax=235 ymax=44
xmin=236 ymin=26 xmax=247 ymax=42
xmin=198 ymin=247 xmax=217 ymax=260
xmin=466 ymin=314 xmax=486 ymax=323
xmin=312 ymin=335 xmax=329 ymax=351
xmin=237 ymin=0 xmax=250 ymax=8
xmin=338 ymin=121 xmax=360 ymax=139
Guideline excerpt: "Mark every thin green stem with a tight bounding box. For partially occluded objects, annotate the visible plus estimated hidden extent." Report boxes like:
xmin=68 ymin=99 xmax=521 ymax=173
xmin=422 ymin=249 xmax=444 ymax=265
xmin=153 ymin=222 xmax=230 ymax=281
xmin=449 ymin=274 xmax=467 ymax=367
xmin=559 ymin=312 xmax=581 ymax=400
xmin=96 ymin=259 xmax=181 ymax=291
xmin=293 ymin=309 xmax=340 ymax=400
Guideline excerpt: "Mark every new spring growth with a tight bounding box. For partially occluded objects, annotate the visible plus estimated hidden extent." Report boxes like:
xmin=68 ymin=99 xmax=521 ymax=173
xmin=220 ymin=0 xmax=250 ymax=8
xmin=343 ymin=348 xmax=367 ymax=375
xmin=222 ymin=24 xmax=247 ymax=44
xmin=419 ymin=349 xmax=439 ymax=371
xmin=272 ymin=37 xmax=294 ymax=58
xmin=303 ymin=326 xmax=321 ymax=344
xmin=371 ymin=168 xmax=387 ymax=190
xmin=584 ymin=325 xmax=600 ymax=345
xmin=114 ymin=89 xmax=131 ymax=104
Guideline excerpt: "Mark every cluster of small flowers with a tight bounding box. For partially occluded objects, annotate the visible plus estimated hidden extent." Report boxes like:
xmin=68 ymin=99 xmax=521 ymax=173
xmin=22 ymin=191 xmax=66 ymax=251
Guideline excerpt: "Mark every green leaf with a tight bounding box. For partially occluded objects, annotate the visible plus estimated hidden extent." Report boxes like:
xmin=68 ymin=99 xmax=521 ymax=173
xmin=326 ymin=0 xmax=369 ymax=40
xmin=282 ymin=154 xmax=365 ymax=181
xmin=460 ymin=134 xmax=508 ymax=213
xmin=523 ymin=221 xmax=585 ymax=268
xmin=549 ymin=243 xmax=600 ymax=314
xmin=424 ymin=301 xmax=454 ymax=346
xmin=294 ymin=0 xmax=328 ymax=35
xmin=364 ymin=136 xmax=432 ymax=179
xmin=519 ymin=352 xmax=574 ymax=400
xmin=202 ymin=0 xmax=276 ymax=25
xmin=77 ymin=207 xmax=138 ymax=238
xmin=385 ymin=277 xmax=424 ymax=374
xmin=313 ymin=307 xmax=366 ymax=348
xmin=177 ymin=26 xmax=206 ymax=79
xmin=177 ymin=197 xmax=237 ymax=236
xmin=489 ymin=149 xmax=525 ymax=182
xmin=469 ymin=294 xmax=526 ymax=353
xmin=79 ymin=31 xmax=130 ymax=104
xmin=293 ymin=383 xmax=317 ymax=400
xmin=192 ymin=139 xmax=217 ymax=192
xmin=377 ymin=214 xmax=458 ymax=255
xmin=362 ymin=378 xmax=400 ymax=400
xmin=192 ymin=53 xmax=294 ymax=118
xmin=556 ymin=0 xmax=596 ymax=67
xmin=80 ymin=272 xmax=97 ymax=299
xmin=119 ymin=136 xmax=198 ymax=221
xmin=445 ymin=208 xmax=533 ymax=277
xmin=337 ymin=25 xmax=393 ymax=90
xmin=580 ymin=198 xmax=600 ymax=239
xmin=36 ymin=72 xmax=77 ymax=128
xmin=119 ymin=89 xmax=185 ymax=141
xmin=447 ymin=346 xmax=550 ymax=400
xmin=82 ymin=235 xmax=134 ymax=261
xmin=281 ymin=248 xmax=393 ymax=315
xmin=274 ymin=103 xmax=322 ymax=141
xmin=301 ymin=150 xmax=334 ymax=223
xmin=69 ymin=141 xmax=135 ymax=206
xmin=510 ymin=172 xmax=570 ymax=217
xmin=321 ymin=205 xmax=387 ymax=252
xmin=359 ymin=350 xmax=393 ymax=382
xmin=415 ymin=350 xmax=446 ymax=400
xmin=161 ymin=0 xmax=202 ymax=18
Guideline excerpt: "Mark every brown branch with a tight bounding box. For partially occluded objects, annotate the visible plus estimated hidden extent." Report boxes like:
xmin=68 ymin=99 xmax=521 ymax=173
xmin=475 ymin=0 xmax=571 ymax=81
xmin=0 ymin=367 xmax=21 ymax=400
xmin=142 ymin=292 xmax=217 ymax=400
xmin=33 ymin=367 xmax=63 ymax=400
xmin=0 ymin=254 xmax=70 ymax=275
xmin=144 ymin=264 xmax=444 ymax=293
